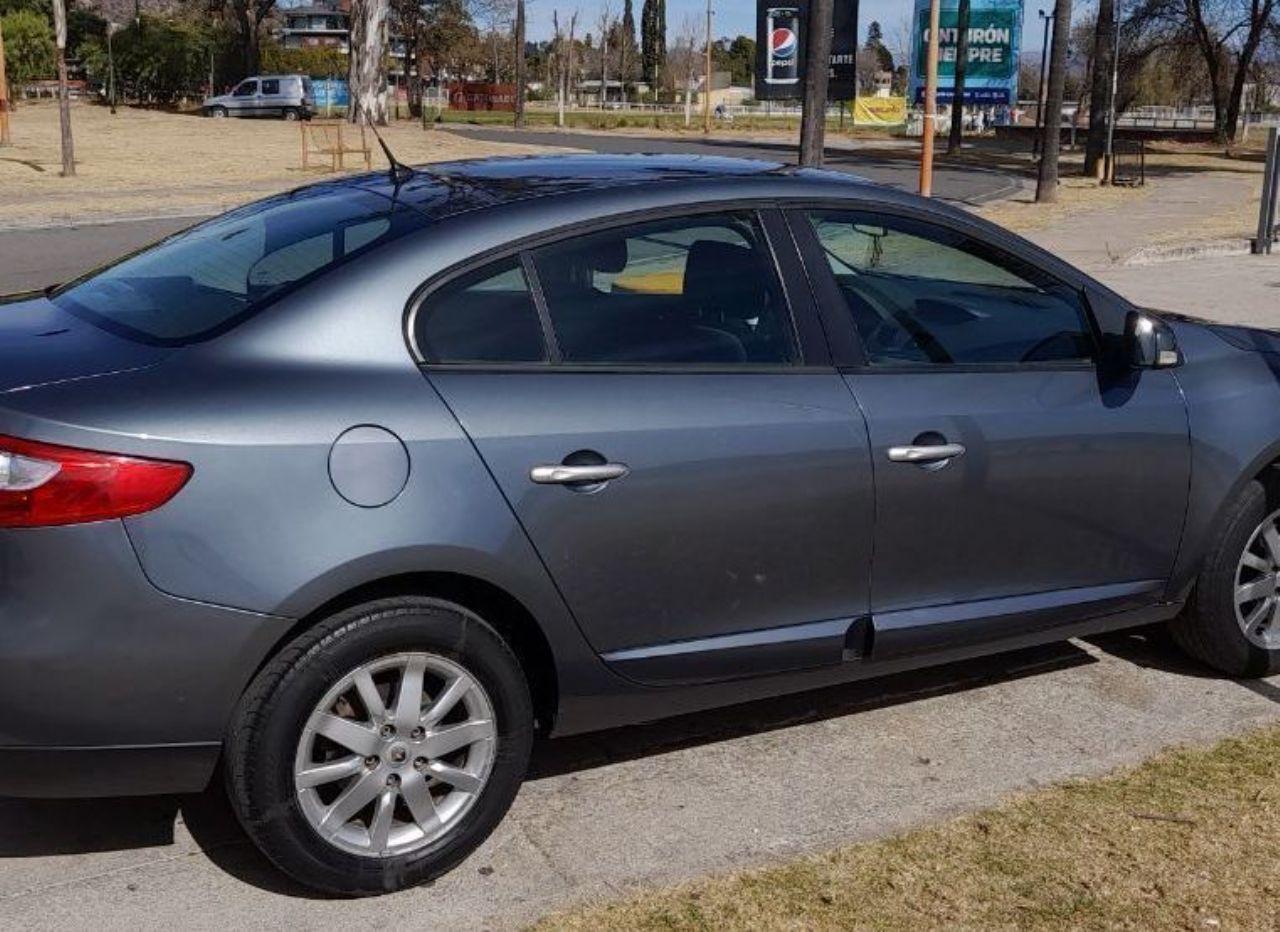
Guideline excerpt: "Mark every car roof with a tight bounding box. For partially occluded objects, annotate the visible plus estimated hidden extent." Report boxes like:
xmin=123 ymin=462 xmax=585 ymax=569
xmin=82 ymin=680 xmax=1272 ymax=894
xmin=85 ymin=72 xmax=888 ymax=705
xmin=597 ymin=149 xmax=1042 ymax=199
xmin=338 ymin=153 xmax=874 ymax=223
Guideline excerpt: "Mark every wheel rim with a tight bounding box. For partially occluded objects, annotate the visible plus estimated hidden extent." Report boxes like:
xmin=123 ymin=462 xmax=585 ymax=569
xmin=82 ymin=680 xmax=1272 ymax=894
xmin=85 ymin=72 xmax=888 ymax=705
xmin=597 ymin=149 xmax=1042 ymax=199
xmin=293 ymin=652 xmax=497 ymax=859
xmin=1234 ymin=507 xmax=1280 ymax=650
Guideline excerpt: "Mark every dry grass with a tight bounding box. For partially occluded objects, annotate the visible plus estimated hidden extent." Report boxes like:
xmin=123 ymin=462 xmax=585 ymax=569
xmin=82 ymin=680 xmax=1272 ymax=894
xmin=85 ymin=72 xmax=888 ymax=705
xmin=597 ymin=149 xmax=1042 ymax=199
xmin=0 ymin=101 xmax=569 ymax=226
xmin=534 ymin=725 xmax=1280 ymax=931
xmin=977 ymin=175 xmax=1152 ymax=234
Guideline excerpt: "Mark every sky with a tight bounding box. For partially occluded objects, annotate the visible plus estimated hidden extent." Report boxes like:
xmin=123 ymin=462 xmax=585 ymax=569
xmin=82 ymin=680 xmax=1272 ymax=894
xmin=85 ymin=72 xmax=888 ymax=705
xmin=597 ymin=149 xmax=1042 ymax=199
xmin=518 ymin=0 xmax=1050 ymax=59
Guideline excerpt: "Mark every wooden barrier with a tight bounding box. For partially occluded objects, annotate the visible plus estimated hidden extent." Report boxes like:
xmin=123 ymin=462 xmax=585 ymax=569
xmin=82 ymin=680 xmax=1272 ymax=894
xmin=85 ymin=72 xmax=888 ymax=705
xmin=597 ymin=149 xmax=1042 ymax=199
xmin=301 ymin=120 xmax=372 ymax=172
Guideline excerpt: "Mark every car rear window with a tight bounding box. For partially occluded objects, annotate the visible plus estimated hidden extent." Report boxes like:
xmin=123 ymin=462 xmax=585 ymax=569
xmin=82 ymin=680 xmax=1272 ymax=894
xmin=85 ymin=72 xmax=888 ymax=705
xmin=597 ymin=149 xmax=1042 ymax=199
xmin=53 ymin=187 xmax=427 ymax=346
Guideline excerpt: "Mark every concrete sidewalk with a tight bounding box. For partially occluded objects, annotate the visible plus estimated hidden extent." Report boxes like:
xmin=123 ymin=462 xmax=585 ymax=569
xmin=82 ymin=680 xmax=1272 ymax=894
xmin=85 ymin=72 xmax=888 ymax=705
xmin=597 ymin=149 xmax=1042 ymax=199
xmin=1023 ymin=171 xmax=1259 ymax=271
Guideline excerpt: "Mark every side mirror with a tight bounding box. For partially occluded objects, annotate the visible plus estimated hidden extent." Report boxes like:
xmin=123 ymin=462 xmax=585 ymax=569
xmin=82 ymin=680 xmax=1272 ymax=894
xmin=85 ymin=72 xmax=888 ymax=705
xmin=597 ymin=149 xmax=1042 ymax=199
xmin=1126 ymin=312 xmax=1181 ymax=369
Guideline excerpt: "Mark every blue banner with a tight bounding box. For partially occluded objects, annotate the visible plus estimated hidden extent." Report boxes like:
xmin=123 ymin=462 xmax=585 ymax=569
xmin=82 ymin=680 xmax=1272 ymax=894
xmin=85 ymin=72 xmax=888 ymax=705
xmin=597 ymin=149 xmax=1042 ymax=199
xmin=908 ymin=0 xmax=1022 ymax=108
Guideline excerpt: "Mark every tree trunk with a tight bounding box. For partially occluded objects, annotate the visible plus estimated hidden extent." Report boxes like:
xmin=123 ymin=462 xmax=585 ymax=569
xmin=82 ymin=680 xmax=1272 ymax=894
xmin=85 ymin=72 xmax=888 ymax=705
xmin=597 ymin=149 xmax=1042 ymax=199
xmin=799 ymin=0 xmax=834 ymax=166
xmin=1035 ymin=0 xmax=1072 ymax=202
xmin=349 ymin=0 xmax=390 ymax=125
xmin=514 ymin=0 xmax=526 ymax=127
xmin=52 ymin=0 xmax=74 ymax=176
xmin=232 ymin=3 xmax=258 ymax=79
xmin=947 ymin=0 xmax=971 ymax=155
xmin=0 ymin=20 xmax=12 ymax=147
xmin=1084 ymin=0 xmax=1114 ymax=175
xmin=1222 ymin=0 xmax=1275 ymax=144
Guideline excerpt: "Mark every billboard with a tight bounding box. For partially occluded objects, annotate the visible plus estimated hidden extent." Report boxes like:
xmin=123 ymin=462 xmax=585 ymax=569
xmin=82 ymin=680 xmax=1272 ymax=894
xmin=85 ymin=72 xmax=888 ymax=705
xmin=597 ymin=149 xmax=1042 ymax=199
xmin=755 ymin=0 xmax=859 ymax=102
xmin=908 ymin=0 xmax=1022 ymax=107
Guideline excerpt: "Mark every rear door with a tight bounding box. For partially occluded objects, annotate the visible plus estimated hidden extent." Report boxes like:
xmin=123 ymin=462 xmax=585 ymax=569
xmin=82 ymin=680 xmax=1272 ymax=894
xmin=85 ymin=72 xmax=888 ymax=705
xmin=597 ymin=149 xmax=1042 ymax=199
xmin=791 ymin=207 xmax=1190 ymax=658
xmin=416 ymin=208 xmax=876 ymax=684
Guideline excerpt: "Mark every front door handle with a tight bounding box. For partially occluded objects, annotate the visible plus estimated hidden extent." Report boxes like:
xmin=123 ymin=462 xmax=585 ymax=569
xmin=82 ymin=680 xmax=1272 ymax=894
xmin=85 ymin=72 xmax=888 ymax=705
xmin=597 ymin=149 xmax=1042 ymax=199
xmin=887 ymin=443 xmax=966 ymax=465
xmin=530 ymin=463 xmax=630 ymax=485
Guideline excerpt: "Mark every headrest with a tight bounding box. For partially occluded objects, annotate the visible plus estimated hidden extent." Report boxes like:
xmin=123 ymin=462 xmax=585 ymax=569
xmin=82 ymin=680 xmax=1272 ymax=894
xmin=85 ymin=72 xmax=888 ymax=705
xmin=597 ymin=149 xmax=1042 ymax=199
xmin=582 ymin=236 xmax=628 ymax=274
xmin=683 ymin=240 xmax=767 ymax=311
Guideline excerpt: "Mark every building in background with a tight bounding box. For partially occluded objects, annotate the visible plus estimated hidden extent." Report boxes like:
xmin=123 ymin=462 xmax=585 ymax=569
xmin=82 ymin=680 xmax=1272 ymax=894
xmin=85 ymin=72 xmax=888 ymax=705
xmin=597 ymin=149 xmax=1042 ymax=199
xmin=280 ymin=0 xmax=351 ymax=53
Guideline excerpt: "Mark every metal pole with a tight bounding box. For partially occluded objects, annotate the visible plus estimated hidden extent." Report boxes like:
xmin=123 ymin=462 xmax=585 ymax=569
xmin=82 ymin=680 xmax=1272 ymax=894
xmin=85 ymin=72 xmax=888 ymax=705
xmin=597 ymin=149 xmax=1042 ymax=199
xmin=703 ymin=0 xmax=712 ymax=134
xmin=1034 ymin=8 xmax=1052 ymax=157
xmin=919 ymin=0 xmax=941 ymax=195
xmin=108 ymin=26 xmax=118 ymax=114
xmin=1255 ymin=127 xmax=1279 ymax=255
xmin=1102 ymin=0 xmax=1120 ymax=181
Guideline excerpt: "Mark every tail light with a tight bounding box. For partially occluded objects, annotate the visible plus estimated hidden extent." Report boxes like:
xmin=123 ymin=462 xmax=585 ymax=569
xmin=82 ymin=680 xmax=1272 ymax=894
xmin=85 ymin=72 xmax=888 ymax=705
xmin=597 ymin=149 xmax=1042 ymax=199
xmin=0 ymin=435 xmax=192 ymax=528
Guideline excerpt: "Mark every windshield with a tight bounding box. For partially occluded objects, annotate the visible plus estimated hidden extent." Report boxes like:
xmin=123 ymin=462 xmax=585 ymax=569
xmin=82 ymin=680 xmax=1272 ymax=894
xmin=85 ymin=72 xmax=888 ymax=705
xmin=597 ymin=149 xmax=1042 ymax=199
xmin=53 ymin=187 xmax=426 ymax=346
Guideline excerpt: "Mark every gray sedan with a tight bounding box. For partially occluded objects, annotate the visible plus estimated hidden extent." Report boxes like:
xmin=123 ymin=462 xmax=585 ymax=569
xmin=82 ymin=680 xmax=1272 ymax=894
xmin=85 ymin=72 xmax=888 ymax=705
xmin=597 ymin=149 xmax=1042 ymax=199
xmin=2 ymin=155 xmax=1278 ymax=895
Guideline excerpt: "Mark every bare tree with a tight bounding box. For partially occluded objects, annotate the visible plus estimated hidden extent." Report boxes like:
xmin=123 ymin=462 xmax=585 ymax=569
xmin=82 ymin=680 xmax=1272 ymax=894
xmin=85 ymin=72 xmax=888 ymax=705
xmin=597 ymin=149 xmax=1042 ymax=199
xmin=671 ymin=13 xmax=700 ymax=126
xmin=223 ymin=0 xmax=276 ymax=79
xmin=349 ymin=0 xmax=391 ymax=124
xmin=553 ymin=8 xmax=579 ymax=126
xmin=598 ymin=2 xmax=615 ymax=110
xmin=52 ymin=0 xmax=74 ymax=176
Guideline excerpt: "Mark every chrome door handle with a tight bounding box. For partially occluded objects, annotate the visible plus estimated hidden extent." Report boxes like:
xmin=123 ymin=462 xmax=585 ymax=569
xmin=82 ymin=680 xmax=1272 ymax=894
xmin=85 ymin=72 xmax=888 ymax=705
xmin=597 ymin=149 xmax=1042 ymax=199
xmin=887 ymin=443 xmax=966 ymax=464
xmin=530 ymin=463 xmax=630 ymax=485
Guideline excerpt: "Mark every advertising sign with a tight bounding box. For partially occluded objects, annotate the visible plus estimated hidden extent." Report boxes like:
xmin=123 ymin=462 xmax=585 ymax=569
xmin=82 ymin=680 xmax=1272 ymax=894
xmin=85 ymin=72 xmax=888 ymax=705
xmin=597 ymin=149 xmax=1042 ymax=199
xmin=852 ymin=96 xmax=907 ymax=125
xmin=907 ymin=0 xmax=1022 ymax=107
xmin=755 ymin=0 xmax=859 ymax=102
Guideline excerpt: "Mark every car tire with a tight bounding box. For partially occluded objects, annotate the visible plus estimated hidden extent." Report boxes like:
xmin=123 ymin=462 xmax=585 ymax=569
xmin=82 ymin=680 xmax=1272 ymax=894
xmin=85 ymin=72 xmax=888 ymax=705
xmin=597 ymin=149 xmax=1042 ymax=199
xmin=1172 ymin=480 xmax=1280 ymax=677
xmin=225 ymin=597 xmax=534 ymax=896
xmin=283 ymin=108 xmax=300 ymax=122
xmin=208 ymin=107 xmax=227 ymax=118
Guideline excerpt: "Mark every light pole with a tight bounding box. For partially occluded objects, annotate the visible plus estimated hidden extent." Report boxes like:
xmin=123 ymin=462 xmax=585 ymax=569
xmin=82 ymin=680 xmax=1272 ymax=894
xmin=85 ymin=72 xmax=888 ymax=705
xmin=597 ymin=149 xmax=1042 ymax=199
xmin=107 ymin=22 xmax=119 ymax=115
xmin=1103 ymin=0 xmax=1121 ymax=182
xmin=703 ymin=0 xmax=712 ymax=134
xmin=918 ymin=0 xmax=941 ymax=194
xmin=1033 ymin=6 xmax=1053 ymax=157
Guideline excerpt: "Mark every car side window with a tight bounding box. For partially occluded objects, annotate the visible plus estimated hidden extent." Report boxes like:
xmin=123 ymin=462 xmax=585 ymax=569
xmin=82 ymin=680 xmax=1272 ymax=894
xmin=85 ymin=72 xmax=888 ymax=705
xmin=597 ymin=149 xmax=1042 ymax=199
xmin=415 ymin=257 xmax=547 ymax=364
xmin=807 ymin=210 xmax=1094 ymax=367
xmin=261 ymin=79 xmax=281 ymax=95
xmin=234 ymin=80 xmax=258 ymax=97
xmin=529 ymin=213 xmax=798 ymax=365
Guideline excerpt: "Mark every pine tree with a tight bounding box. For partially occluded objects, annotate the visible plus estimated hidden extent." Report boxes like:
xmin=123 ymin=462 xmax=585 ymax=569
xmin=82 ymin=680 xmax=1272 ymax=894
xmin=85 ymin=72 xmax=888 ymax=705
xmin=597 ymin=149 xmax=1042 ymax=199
xmin=641 ymin=0 xmax=665 ymax=89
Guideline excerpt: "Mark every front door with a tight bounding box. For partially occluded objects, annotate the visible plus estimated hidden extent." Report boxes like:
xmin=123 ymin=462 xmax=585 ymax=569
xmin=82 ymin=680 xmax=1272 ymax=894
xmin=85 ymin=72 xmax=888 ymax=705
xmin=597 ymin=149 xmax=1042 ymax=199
xmin=418 ymin=211 xmax=875 ymax=683
xmin=794 ymin=208 xmax=1191 ymax=656
xmin=230 ymin=79 xmax=258 ymax=116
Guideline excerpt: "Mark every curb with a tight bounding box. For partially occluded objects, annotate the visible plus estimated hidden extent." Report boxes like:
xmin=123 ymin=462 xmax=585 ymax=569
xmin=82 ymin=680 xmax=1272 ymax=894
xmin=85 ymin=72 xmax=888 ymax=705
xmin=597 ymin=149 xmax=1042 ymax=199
xmin=0 ymin=209 xmax=214 ymax=234
xmin=1120 ymin=237 xmax=1254 ymax=267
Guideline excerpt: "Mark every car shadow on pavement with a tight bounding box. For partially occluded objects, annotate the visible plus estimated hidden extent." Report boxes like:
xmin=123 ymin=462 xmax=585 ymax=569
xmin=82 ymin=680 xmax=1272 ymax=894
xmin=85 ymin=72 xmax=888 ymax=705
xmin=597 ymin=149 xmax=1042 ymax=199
xmin=0 ymin=639 xmax=1098 ymax=898
xmin=1084 ymin=623 xmax=1280 ymax=706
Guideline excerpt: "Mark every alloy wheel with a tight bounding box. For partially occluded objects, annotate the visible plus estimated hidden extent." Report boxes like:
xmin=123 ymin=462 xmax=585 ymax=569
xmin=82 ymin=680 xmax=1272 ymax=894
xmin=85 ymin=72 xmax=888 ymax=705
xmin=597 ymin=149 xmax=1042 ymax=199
xmin=293 ymin=652 xmax=497 ymax=858
xmin=1234 ymin=507 xmax=1280 ymax=650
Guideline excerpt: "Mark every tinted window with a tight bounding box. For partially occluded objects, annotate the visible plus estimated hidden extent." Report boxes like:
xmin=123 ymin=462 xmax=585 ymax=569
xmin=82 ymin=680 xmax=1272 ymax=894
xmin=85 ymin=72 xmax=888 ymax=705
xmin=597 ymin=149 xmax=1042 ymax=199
xmin=416 ymin=257 xmax=546 ymax=364
xmin=54 ymin=189 xmax=425 ymax=345
xmin=261 ymin=79 xmax=281 ymax=95
xmin=809 ymin=211 xmax=1094 ymax=367
xmin=531 ymin=213 xmax=797 ymax=365
xmin=233 ymin=80 xmax=257 ymax=97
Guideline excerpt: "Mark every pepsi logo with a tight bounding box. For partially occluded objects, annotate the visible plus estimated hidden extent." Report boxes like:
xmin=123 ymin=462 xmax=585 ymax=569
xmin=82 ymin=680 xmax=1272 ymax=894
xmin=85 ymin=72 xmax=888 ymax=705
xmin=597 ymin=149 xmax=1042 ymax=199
xmin=770 ymin=28 xmax=798 ymax=59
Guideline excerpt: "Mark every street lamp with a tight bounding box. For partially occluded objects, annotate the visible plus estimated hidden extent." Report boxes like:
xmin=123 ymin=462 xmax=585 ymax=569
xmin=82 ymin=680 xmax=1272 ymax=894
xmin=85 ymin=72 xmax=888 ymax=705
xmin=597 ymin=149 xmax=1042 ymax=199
xmin=1033 ymin=6 xmax=1054 ymax=156
xmin=106 ymin=21 xmax=119 ymax=115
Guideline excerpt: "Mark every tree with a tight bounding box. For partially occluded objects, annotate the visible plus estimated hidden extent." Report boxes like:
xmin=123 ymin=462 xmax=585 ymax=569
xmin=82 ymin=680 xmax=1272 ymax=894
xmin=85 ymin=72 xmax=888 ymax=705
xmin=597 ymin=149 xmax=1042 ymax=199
xmin=947 ymin=0 xmax=971 ymax=154
xmin=617 ymin=0 xmax=636 ymax=91
xmin=51 ymin=0 xmax=72 ymax=175
xmin=223 ymin=0 xmax=274 ymax=79
xmin=799 ymin=0 xmax=833 ymax=166
xmin=641 ymin=0 xmax=664 ymax=91
xmin=391 ymin=0 xmax=429 ymax=117
xmin=711 ymin=34 xmax=754 ymax=85
xmin=0 ymin=9 xmax=52 ymax=86
xmin=597 ymin=1 xmax=613 ymax=109
xmin=348 ymin=0 xmax=389 ymax=124
xmin=1085 ymin=0 xmax=1116 ymax=175
xmin=1036 ymin=0 xmax=1073 ymax=202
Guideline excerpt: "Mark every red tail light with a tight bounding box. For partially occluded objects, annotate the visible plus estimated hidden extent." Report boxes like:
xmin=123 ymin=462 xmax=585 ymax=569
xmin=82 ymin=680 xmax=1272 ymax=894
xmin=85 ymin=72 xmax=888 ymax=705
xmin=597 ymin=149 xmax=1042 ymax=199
xmin=0 ymin=435 xmax=192 ymax=528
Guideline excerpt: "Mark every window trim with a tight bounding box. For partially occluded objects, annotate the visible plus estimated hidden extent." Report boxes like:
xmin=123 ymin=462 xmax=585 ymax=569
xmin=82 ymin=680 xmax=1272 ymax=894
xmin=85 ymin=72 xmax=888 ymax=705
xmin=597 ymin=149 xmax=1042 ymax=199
xmin=404 ymin=201 xmax=826 ymax=373
xmin=783 ymin=202 xmax=1104 ymax=374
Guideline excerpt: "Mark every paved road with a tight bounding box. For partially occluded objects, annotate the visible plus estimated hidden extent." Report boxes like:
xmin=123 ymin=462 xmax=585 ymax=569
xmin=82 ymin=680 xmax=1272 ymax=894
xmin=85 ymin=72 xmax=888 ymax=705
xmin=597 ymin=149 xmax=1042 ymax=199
xmin=1 ymin=633 xmax=1278 ymax=931
xmin=446 ymin=126 xmax=1022 ymax=204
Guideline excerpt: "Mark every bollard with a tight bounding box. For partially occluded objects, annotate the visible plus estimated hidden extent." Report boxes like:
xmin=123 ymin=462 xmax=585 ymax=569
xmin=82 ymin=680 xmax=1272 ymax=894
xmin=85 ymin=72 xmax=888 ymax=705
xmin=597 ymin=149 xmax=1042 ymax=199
xmin=1254 ymin=127 xmax=1279 ymax=256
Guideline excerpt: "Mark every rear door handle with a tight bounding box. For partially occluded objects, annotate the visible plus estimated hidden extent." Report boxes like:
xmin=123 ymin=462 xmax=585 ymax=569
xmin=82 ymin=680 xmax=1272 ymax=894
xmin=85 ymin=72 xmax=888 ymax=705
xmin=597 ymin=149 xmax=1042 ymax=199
xmin=530 ymin=463 xmax=630 ymax=485
xmin=887 ymin=443 xmax=966 ymax=464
